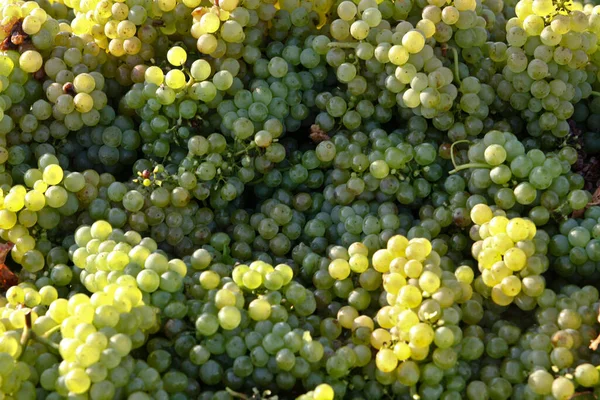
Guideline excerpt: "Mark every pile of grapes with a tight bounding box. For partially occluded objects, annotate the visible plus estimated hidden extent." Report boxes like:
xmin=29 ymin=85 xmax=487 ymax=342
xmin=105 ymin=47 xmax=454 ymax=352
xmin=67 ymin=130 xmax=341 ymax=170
xmin=2 ymin=0 xmax=600 ymax=398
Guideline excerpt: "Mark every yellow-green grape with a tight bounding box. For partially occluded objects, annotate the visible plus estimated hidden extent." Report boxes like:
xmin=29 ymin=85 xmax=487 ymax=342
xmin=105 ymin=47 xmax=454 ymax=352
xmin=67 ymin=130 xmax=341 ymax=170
xmin=504 ymin=247 xmax=527 ymax=271
xmin=218 ymin=305 xmax=241 ymax=330
xmin=409 ymin=322 xmax=434 ymax=347
xmin=370 ymin=328 xmax=392 ymax=349
xmin=43 ymin=164 xmax=64 ymax=185
xmin=404 ymin=260 xmax=423 ymax=278
xmin=455 ymin=265 xmax=475 ymax=283
xmin=19 ymin=50 xmax=43 ymax=73
xmin=165 ymin=69 xmax=186 ymax=89
xmin=398 ymin=285 xmax=422 ymax=308
xmin=337 ymin=305 xmax=359 ymax=329
xmin=402 ymin=30 xmax=425 ymax=53
xmin=394 ymin=342 xmax=411 ymax=361
xmin=372 ymin=249 xmax=393 ymax=272
xmin=419 ymin=271 xmax=441 ymax=292
xmin=242 ymin=270 xmax=262 ymax=289
xmin=350 ymin=241 xmax=369 ymax=256
xmin=65 ymin=368 xmax=91 ymax=394
xmin=314 ymin=384 xmax=335 ymax=400
xmin=405 ymin=239 xmax=431 ymax=261
xmin=488 ymin=216 xmax=509 ymax=235
xmin=375 ymin=348 xmax=398 ymax=372
xmin=383 ymin=273 xmax=406 ymax=295
xmin=145 ymin=66 xmax=164 ymax=85
xmin=274 ymin=264 xmax=293 ymax=285
xmin=470 ymin=204 xmax=493 ymax=225
xmin=199 ymin=271 xmax=220 ymax=289
xmin=4 ymin=192 xmax=24 ymax=212
xmin=505 ymin=218 xmax=530 ymax=241
xmin=167 ymin=46 xmax=187 ymax=66
xmin=387 ymin=236 xmax=409 ymax=257
xmin=491 ymin=285 xmax=513 ymax=306
xmin=349 ymin=254 xmax=369 ymax=273
xmin=200 ymin=13 xmax=221 ymax=33
xmin=501 ymin=275 xmax=522 ymax=296
xmin=90 ymin=220 xmax=112 ymax=240
xmin=219 ymin=0 xmax=239 ymax=11
xmin=491 ymin=233 xmax=514 ymax=254
xmin=329 ymin=258 xmax=351 ymax=280
xmin=478 ymin=248 xmax=502 ymax=269
xmin=248 ymin=298 xmax=271 ymax=321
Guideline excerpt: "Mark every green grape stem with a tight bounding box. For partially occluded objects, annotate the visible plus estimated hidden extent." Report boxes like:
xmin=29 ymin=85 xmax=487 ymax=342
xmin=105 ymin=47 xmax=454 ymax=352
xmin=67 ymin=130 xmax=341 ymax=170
xmin=450 ymin=47 xmax=461 ymax=85
xmin=448 ymin=140 xmax=475 ymax=174
xmin=590 ymin=91 xmax=600 ymax=97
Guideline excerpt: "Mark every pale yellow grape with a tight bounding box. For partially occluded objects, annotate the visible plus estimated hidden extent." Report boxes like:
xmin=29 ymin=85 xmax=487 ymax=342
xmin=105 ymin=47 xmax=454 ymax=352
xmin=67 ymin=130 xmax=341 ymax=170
xmin=372 ymin=249 xmax=393 ymax=272
xmin=394 ymin=342 xmax=411 ymax=360
xmin=22 ymin=15 xmax=42 ymax=34
xmin=4 ymin=192 xmax=24 ymax=212
xmin=242 ymin=270 xmax=262 ymax=289
xmin=65 ymin=368 xmax=91 ymax=394
xmin=402 ymin=30 xmax=425 ymax=53
xmin=515 ymin=0 xmax=533 ymax=18
xmin=274 ymin=264 xmax=293 ymax=284
xmin=488 ymin=216 xmax=509 ymax=235
xmin=419 ymin=270 xmax=441 ymax=293
xmin=388 ymin=45 xmax=409 ymax=65
xmin=532 ymin=0 xmax=554 ymax=16
xmin=199 ymin=271 xmax=220 ymax=289
xmin=19 ymin=50 xmax=43 ymax=73
xmin=43 ymin=164 xmax=64 ymax=185
xmin=165 ymin=69 xmax=186 ymax=89
xmin=352 ymin=315 xmax=374 ymax=331
xmin=329 ymin=258 xmax=351 ymax=280
xmin=504 ymin=247 xmax=527 ymax=271
xmin=455 ymin=265 xmax=474 ymax=283
xmin=405 ymin=241 xmax=429 ymax=261
xmin=404 ymin=259 xmax=423 ymax=278
xmin=375 ymin=348 xmax=398 ymax=372
xmin=505 ymin=218 xmax=530 ymax=241
xmin=145 ymin=66 xmax=164 ymax=85
xmin=441 ymin=6 xmax=459 ymax=24
xmin=0 ymin=210 xmax=16 ymax=229
xmin=501 ymin=275 xmax=521 ymax=296
xmin=350 ymin=20 xmax=370 ymax=40
xmin=491 ymin=261 xmax=512 ymax=281
xmin=375 ymin=307 xmax=394 ymax=329
xmin=337 ymin=305 xmax=359 ymax=329
xmin=416 ymin=19 xmax=435 ymax=38
xmin=370 ymin=328 xmax=392 ymax=349
xmin=337 ymin=1 xmax=357 ymax=21
xmin=74 ymin=93 xmax=94 ymax=113
xmin=479 ymin=223 xmax=491 ymax=239
xmin=219 ymin=0 xmax=239 ymax=11
xmin=491 ymin=233 xmax=514 ymax=254
xmin=387 ymin=235 xmax=408 ymax=256
xmin=167 ymin=46 xmax=187 ymax=66
xmin=349 ymin=254 xmax=369 ymax=273
xmin=383 ymin=272 xmax=406 ymax=294
xmin=201 ymin=13 xmax=221 ymax=33
xmin=215 ymin=289 xmax=236 ymax=308
xmin=523 ymin=219 xmax=537 ymax=239
xmin=218 ymin=306 xmax=241 ymax=330
xmin=478 ymin=248 xmax=502 ymax=269
xmin=470 ymin=204 xmax=493 ymax=225
xmin=398 ymin=285 xmax=422 ymax=308
xmin=389 ymin=257 xmax=408 ymax=275
xmin=491 ymin=285 xmax=513 ymax=306
xmin=314 ymin=384 xmax=335 ymax=400
xmin=409 ymin=323 xmax=434 ymax=347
